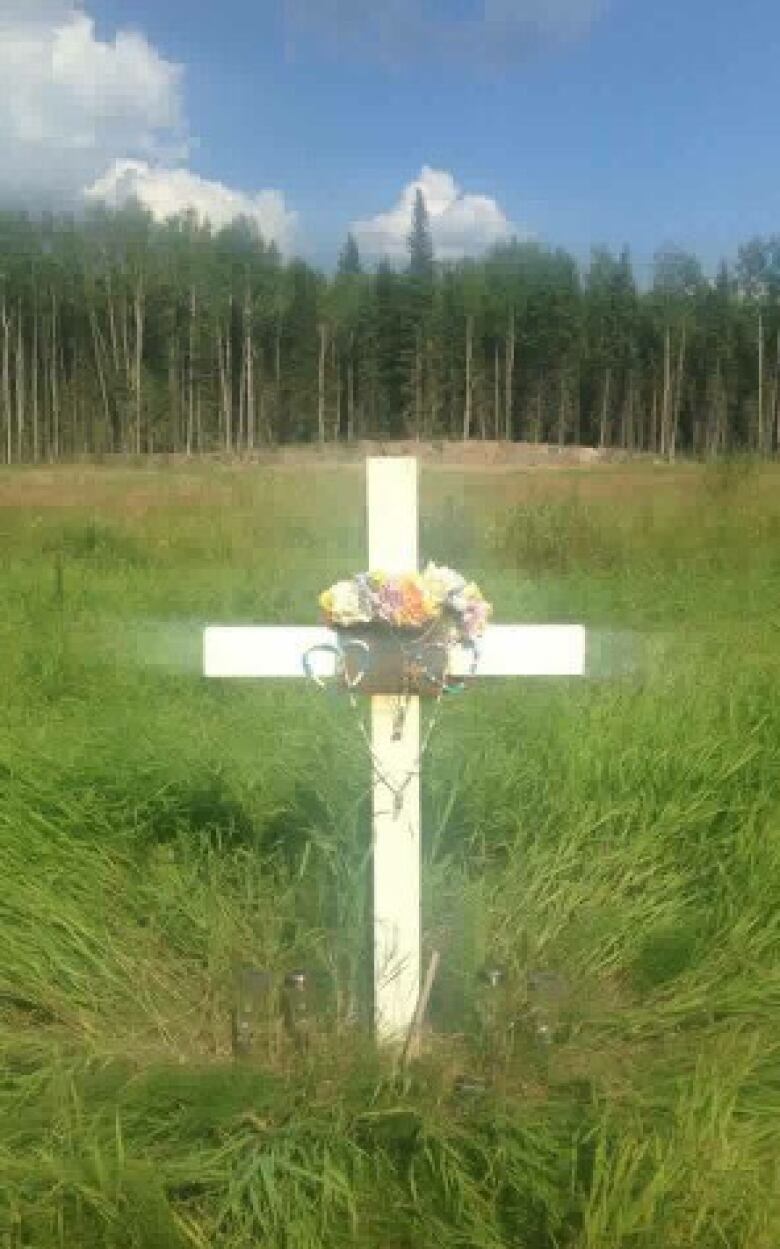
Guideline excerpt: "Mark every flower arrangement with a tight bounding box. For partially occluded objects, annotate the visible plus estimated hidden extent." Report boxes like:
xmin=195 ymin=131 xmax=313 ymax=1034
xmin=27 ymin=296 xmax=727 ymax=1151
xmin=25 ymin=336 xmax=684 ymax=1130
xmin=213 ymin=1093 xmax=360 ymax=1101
xmin=319 ymin=563 xmax=491 ymax=642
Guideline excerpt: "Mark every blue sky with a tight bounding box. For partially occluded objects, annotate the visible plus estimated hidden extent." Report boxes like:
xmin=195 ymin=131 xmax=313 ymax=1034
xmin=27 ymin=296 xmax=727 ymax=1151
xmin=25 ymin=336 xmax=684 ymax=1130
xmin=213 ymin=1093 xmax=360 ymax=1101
xmin=4 ymin=1 xmax=780 ymax=271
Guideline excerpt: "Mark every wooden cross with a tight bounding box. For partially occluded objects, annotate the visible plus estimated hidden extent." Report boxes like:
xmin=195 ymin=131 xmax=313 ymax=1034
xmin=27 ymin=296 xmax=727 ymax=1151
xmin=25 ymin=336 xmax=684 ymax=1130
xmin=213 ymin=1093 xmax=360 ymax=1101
xmin=203 ymin=458 xmax=586 ymax=1044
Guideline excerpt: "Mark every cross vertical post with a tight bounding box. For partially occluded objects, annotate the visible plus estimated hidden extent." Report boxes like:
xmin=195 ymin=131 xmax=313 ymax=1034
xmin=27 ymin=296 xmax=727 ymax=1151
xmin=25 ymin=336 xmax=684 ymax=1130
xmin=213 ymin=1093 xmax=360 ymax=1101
xmin=367 ymin=458 xmax=421 ymax=1043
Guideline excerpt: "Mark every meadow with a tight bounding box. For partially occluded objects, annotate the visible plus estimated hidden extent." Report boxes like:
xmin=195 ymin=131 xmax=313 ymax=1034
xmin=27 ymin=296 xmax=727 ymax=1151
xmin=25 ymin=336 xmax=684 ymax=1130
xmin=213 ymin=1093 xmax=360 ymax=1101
xmin=1 ymin=452 xmax=779 ymax=1248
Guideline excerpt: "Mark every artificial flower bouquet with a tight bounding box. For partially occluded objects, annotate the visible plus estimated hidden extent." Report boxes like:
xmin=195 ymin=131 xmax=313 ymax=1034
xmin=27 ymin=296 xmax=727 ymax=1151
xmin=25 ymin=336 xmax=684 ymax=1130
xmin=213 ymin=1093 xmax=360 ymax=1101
xmin=319 ymin=562 xmax=491 ymax=643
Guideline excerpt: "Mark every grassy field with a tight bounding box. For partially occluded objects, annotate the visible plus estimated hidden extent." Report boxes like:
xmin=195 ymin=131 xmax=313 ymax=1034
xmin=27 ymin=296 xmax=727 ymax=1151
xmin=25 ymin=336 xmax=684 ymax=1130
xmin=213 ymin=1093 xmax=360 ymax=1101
xmin=1 ymin=454 xmax=779 ymax=1248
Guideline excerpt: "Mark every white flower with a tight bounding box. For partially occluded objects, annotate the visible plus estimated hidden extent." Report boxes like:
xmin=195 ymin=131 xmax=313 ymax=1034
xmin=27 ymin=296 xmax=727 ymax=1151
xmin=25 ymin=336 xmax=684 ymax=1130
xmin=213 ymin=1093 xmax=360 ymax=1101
xmin=421 ymin=561 xmax=466 ymax=606
xmin=323 ymin=579 xmax=372 ymax=627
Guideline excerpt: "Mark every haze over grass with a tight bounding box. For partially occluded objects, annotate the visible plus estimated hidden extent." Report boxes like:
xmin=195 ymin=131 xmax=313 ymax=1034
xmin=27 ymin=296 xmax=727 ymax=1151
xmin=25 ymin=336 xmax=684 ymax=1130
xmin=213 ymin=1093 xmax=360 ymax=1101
xmin=1 ymin=457 xmax=779 ymax=1246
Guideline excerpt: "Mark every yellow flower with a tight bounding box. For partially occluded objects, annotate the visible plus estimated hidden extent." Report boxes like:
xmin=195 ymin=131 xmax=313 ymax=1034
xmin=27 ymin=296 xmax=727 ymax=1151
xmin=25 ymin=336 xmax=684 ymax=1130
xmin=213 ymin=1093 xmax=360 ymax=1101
xmin=461 ymin=582 xmax=484 ymax=602
xmin=320 ymin=580 xmax=372 ymax=626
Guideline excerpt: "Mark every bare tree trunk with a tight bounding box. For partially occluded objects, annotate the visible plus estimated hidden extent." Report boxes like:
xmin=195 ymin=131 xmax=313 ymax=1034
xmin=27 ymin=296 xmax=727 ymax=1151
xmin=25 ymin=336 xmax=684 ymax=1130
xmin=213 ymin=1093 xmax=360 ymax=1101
xmin=572 ymin=370 xmax=581 ymax=446
xmin=225 ymin=301 xmax=232 ymax=452
xmin=167 ymin=337 xmax=178 ymax=454
xmin=51 ymin=293 xmax=60 ymax=461
xmin=661 ymin=327 xmax=671 ymax=457
xmin=105 ymin=273 xmax=120 ymax=374
xmin=599 ymin=367 xmax=611 ymax=448
xmin=257 ymin=340 xmax=266 ymax=445
xmin=238 ymin=335 xmax=246 ymax=451
xmin=89 ymin=307 xmax=111 ymax=449
xmin=717 ymin=358 xmax=728 ymax=455
xmin=494 ymin=342 xmax=500 ymax=440
xmin=477 ymin=367 xmax=487 ymax=439
xmin=15 ymin=302 xmax=24 ymax=461
xmin=333 ymin=336 xmax=341 ymax=441
xmin=773 ymin=330 xmax=780 ymax=455
xmin=134 ymin=279 xmax=144 ymax=456
xmin=347 ymin=331 xmax=355 ymax=441
xmin=557 ymin=372 xmax=567 ymax=447
xmin=463 ymin=314 xmax=473 ymax=440
xmin=120 ymin=294 xmax=130 ymax=446
xmin=534 ymin=382 xmax=543 ymax=443
xmin=187 ymin=289 xmax=195 ymax=456
xmin=427 ymin=338 xmax=439 ymax=437
xmin=757 ymin=310 xmax=765 ymax=454
xmin=414 ymin=328 xmax=422 ymax=440
xmin=707 ymin=360 xmax=725 ymax=458
xmin=32 ymin=298 xmax=39 ymax=462
xmin=1 ymin=297 xmax=10 ymax=464
xmin=245 ymin=289 xmax=254 ymax=451
xmin=622 ymin=372 xmax=635 ymax=450
xmin=670 ymin=325 xmax=686 ymax=461
xmin=504 ymin=310 xmax=515 ymax=441
xmin=217 ymin=323 xmax=231 ymax=452
xmin=317 ymin=321 xmax=327 ymax=443
xmin=275 ymin=320 xmax=282 ymax=439
xmin=627 ymin=372 xmax=635 ymax=451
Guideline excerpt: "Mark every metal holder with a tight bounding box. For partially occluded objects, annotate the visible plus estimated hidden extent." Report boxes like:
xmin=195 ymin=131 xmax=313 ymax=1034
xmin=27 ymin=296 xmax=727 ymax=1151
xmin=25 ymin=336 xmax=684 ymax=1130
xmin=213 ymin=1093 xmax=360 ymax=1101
xmin=303 ymin=624 xmax=477 ymax=698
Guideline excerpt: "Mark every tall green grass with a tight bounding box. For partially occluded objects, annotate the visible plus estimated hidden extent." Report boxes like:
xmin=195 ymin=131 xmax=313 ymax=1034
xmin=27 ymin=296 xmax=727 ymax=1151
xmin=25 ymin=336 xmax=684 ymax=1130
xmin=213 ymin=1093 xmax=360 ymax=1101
xmin=1 ymin=458 xmax=779 ymax=1246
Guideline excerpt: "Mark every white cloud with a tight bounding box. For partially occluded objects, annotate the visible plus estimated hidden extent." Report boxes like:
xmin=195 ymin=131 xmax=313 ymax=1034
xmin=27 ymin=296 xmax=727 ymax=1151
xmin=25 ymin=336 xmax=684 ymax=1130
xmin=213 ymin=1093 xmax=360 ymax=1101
xmin=352 ymin=167 xmax=517 ymax=261
xmin=0 ymin=3 xmax=297 ymax=248
xmin=0 ymin=3 xmax=185 ymax=200
xmin=85 ymin=160 xmax=297 ymax=251
xmin=284 ymin=0 xmax=605 ymax=66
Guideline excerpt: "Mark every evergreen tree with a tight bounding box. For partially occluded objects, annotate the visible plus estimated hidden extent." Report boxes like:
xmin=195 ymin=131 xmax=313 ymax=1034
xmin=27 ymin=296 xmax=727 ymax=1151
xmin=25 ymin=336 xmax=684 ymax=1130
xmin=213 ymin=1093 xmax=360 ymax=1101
xmin=0 ymin=202 xmax=777 ymax=462
xmin=337 ymin=233 xmax=362 ymax=277
xmin=407 ymin=189 xmax=434 ymax=281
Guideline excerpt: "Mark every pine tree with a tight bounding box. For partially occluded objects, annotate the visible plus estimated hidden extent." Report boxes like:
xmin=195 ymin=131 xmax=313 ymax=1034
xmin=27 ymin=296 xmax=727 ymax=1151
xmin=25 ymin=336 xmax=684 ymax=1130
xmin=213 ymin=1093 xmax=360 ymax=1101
xmin=337 ymin=233 xmax=362 ymax=277
xmin=407 ymin=189 xmax=434 ymax=280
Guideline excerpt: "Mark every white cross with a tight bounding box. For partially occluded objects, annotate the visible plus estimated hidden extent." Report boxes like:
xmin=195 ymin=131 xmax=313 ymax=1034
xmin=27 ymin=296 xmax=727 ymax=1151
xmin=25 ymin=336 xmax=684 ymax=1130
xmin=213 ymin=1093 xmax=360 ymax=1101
xmin=203 ymin=458 xmax=586 ymax=1045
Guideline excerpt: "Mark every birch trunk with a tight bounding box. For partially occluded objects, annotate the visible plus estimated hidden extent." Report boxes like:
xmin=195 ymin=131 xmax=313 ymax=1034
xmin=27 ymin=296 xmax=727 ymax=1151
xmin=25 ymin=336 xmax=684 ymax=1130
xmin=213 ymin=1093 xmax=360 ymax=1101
xmin=414 ymin=329 xmax=422 ymax=440
xmin=257 ymin=340 xmax=266 ymax=445
xmin=347 ymin=332 xmax=355 ymax=441
xmin=245 ymin=291 xmax=254 ymax=451
xmin=504 ymin=310 xmax=515 ymax=441
xmin=670 ymin=325 xmax=686 ymax=461
xmin=463 ymin=314 xmax=473 ymax=440
xmin=51 ymin=293 xmax=60 ymax=461
xmin=599 ymin=367 xmax=611 ymax=448
xmin=333 ymin=336 xmax=341 ymax=440
xmin=317 ymin=321 xmax=327 ymax=443
xmin=32 ymin=297 xmax=39 ymax=462
xmin=238 ymin=337 xmax=246 ymax=451
xmin=225 ymin=303 xmax=232 ymax=453
xmin=89 ymin=307 xmax=111 ymax=448
xmin=661 ymin=326 xmax=671 ymax=458
xmin=15 ymin=303 xmax=24 ymax=461
xmin=187 ymin=289 xmax=195 ymax=456
xmin=557 ymin=372 xmax=567 ymax=447
xmin=275 ymin=322 xmax=282 ymax=427
xmin=106 ymin=273 xmax=120 ymax=374
xmin=1 ymin=298 xmax=10 ymax=464
xmin=757 ymin=310 xmax=765 ymax=454
xmin=134 ymin=279 xmax=144 ymax=456
xmin=217 ymin=324 xmax=231 ymax=452
xmin=773 ymin=330 xmax=780 ymax=454
xmin=494 ymin=342 xmax=500 ymax=440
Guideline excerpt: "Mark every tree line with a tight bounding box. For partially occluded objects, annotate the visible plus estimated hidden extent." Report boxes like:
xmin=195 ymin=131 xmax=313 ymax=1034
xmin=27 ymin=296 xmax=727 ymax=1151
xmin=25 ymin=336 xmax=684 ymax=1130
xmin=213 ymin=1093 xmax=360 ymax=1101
xmin=0 ymin=192 xmax=779 ymax=462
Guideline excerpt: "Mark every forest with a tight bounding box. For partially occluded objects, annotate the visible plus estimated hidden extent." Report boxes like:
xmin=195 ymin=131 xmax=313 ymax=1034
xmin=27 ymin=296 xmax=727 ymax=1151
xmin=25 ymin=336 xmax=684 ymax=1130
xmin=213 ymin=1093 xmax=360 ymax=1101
xmin=1 ymin=191 xmax=779 ymax=461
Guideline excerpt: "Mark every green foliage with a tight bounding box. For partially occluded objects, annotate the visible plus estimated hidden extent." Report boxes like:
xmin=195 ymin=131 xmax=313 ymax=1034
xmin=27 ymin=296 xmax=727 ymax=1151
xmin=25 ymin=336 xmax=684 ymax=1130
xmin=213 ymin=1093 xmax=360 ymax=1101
xmin=1 ymin=461 xmax=780 ymax=1246
xmin=2 ymin=204 xmax=780 ymax=459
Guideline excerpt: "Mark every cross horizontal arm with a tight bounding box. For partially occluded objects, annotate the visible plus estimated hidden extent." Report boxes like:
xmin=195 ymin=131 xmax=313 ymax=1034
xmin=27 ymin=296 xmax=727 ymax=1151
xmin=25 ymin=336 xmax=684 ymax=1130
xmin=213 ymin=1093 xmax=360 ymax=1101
xmin=203 ymin=624 xmax=587 ymax=679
